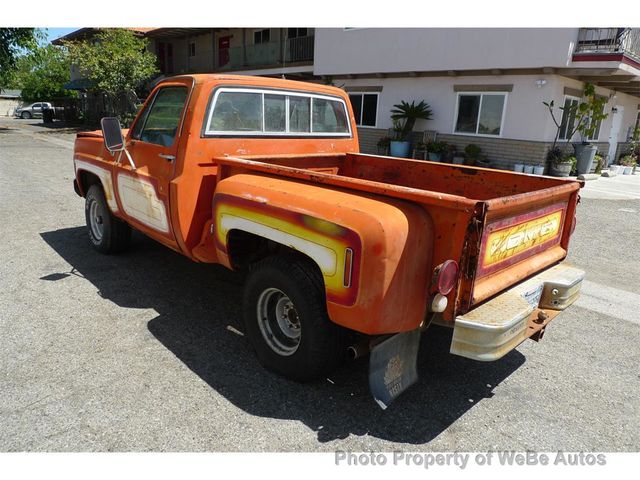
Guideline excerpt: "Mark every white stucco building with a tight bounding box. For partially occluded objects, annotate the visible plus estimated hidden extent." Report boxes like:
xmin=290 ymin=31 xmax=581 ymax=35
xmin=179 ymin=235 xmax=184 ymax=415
xmin=313 ymin=28 xmax=640 ymax=167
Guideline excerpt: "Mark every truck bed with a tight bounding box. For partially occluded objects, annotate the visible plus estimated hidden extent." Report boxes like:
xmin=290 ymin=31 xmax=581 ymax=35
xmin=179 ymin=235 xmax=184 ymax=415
xmin=216 ymin=152 xmax=577 ymax=207
xmin=215 ymin=153 xmax=582 ymax=320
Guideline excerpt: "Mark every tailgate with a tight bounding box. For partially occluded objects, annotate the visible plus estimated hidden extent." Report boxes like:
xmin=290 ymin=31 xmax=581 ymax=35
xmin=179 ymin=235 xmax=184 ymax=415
xmin=470 ymin=181 xmax=582 ymax=306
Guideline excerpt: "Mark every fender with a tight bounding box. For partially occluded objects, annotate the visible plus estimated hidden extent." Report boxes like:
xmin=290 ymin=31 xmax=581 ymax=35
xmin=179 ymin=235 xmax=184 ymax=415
xmin=212 ymin=174 xmax=435 ymax=335
xmin=74 ymin=157 xmax=119 ymax=214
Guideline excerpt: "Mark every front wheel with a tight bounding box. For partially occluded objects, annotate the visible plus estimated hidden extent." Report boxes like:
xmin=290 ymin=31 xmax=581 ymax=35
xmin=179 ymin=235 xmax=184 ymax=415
xmin=243 ymin=254 xmax=347 ymax=382
xmin=20 ymin=111 xmax=31 ymax=119
xmin=85 ymin=184 xmax=131 ymax=254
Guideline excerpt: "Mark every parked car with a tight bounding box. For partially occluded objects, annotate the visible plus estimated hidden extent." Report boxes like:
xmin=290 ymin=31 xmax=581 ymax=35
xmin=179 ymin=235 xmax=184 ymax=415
xmin=14 ymin=102 xmax=53 ymax=119
xmin=71 ymin=74 xmax=585 ymax=408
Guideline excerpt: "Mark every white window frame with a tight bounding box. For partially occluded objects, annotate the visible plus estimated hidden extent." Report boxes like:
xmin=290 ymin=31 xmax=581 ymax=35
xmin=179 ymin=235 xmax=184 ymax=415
xmin=204 ymin=87 xmax=353 ymax=138
xmin=348 ymin=92 xmax=379 ymax=129
xmin=253 ymin=29 xmax=271 ymax=44
xmin=452 ymin=91 xmax=508 ymax=138
xmin=558 ymin=95 xmax=581 ymax=141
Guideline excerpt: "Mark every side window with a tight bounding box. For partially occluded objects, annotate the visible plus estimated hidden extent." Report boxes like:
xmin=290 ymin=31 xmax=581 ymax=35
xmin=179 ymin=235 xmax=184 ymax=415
xmin=137 ymin=87 xmax=188 ymax=147
xmin=130 ymin=98 xmax=152 ymax=140
xmin=33 ymin=103 xmax=42 ymax=109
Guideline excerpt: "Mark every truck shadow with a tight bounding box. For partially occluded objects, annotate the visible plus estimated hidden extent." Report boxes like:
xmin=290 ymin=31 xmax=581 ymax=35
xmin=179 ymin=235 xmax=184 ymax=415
xmin=40 ymin=226 xmax=526 ymax=445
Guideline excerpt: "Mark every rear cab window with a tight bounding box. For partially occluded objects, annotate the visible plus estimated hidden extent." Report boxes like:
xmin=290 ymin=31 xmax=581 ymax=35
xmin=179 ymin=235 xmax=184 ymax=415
xmin=203 ymin=87 xmax=351 ymax=137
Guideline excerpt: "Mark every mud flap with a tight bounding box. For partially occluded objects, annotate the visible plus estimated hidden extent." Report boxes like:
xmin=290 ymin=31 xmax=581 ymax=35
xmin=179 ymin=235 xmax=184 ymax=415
xmin=369 ymin=329 xmax=420 ymax=410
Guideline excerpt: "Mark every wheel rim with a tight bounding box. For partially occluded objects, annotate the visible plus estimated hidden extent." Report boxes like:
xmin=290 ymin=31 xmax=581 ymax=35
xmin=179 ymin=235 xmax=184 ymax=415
xmin=88 ymin=198 xmax=104 ymax=242
xmin=256 ymin=287 xmax=301 ymax=356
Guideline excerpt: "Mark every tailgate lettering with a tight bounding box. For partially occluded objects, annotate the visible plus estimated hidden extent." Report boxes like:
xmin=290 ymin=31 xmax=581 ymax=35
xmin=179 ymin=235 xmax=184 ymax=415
xmin=477 ymin=204 xmax=566 ymax=276
xmin=486 ymin=210 xmax=562 ymax=265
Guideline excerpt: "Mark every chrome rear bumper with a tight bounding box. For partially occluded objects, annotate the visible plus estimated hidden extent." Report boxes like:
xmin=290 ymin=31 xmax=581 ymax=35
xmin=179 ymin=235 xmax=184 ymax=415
xmin=450 ymin=263 xmax=585 ymax=361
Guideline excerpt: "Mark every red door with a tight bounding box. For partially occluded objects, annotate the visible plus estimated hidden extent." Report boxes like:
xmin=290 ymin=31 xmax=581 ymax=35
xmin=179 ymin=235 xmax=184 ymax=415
xmin=218 ymin=36 xmax=231 ymax=67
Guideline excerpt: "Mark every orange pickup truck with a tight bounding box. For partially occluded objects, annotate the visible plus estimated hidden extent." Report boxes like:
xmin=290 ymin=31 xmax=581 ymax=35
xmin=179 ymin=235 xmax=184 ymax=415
xmin=73 ymin=74 xmax=585 ymax=408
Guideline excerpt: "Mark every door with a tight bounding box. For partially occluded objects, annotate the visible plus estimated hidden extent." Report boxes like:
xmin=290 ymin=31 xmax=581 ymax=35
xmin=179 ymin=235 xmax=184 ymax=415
xmin=157 ymin=42 xmax=166 ymax=73
xmin=218 ymin=36 xmax=231 ymax=67
xmin=114 ymin=81 xmax=190 ymax=245
xmin=607 ymin=106 xmax=624 ymax=165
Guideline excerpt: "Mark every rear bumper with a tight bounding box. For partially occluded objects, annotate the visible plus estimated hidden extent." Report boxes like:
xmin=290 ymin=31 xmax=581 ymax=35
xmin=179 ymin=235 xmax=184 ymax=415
xmin=450 ymin=263 xmax=585 ymax=361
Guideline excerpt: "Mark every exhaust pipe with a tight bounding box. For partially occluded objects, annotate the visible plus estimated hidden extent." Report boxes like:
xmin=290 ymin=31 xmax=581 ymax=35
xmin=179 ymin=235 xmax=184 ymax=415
xmin=347 ymin=341 xmax=369 ymax=360
xmin=347 ymin=335 xmax=393 ymax=360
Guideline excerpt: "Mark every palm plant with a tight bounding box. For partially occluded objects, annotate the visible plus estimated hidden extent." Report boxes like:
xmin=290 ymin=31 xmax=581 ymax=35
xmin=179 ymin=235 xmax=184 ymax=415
xmin=390 ymin=100 xmax=433 ymax=141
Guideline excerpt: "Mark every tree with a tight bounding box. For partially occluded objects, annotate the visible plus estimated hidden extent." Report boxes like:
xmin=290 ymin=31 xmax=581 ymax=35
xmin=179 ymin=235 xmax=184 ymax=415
xmin=0 ymin=28 xmax=42 ymax=87
xmin=543 ymin=83 xmax=608 ymax=151
xmin=65 ymin=29 xmax=158 ymax=95
xmin=11 ymin=45 xmax=74 ymax=102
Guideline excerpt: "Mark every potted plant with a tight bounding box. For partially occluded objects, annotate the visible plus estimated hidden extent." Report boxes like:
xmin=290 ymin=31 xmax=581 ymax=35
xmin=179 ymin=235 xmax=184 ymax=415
xmin=426 ymin=141 xmax=446 ymax=161
xmin=593 ymin=154 xmax=603 ymax=174
xmin=475 ymin=156 xmax=492 ymax=168
xmin=547 ymin=148 xmax=573 ymax=177
xmin=624 ymin=126 xmax=640 ymax=174
xmin=452 ymin=150 xmax=465 ymax=165
xmin=377 ymin=136 xmax=391 ymax=155
xmin=543 ymin=83 xmax=608 ymax=176
xmin=620 ymin=155 xmax=637 ymax=175
xmin=464 ymin=144 xmax=482 ymax=166
xmin=442 ymin=143 xmax=457 ymax=163
xmin=413 ymin=141 xmax=429 ymax=160
xmin=389 ymin=100 xmax=433 ymax=158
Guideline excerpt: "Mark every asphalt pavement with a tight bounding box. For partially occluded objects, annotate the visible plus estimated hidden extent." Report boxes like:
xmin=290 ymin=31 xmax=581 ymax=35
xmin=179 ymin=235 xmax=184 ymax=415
xmin=1 ymin=117 xmax=638 ymax=452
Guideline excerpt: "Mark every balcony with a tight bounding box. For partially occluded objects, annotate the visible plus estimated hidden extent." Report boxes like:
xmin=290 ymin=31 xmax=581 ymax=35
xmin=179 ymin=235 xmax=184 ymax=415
xmin=218 ymin=35 xmax=314 ymax=70
xmin=574 ymin=28 xmax=640 ymax=63
xmin=285 ymin=35 xmax=314 ymax=63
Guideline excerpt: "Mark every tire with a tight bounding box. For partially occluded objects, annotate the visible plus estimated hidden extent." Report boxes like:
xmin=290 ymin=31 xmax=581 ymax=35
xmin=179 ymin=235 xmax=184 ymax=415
xmin=243 ymin=254 xmax=347 ymax=382
xmin=85 ymin=184 xmax=131 ymax=254
xmin=21 ymin=111 xmax=31 ymax=119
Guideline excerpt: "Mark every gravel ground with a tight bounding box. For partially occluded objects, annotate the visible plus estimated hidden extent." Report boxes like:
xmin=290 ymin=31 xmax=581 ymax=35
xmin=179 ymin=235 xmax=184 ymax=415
xmin=1 ymin=117 xmax=639 ymax=452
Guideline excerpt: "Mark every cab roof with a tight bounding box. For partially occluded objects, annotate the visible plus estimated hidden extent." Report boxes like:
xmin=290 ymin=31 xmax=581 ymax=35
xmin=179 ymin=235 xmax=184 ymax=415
xmin=161 ymin=74 xmax=347 ymax=98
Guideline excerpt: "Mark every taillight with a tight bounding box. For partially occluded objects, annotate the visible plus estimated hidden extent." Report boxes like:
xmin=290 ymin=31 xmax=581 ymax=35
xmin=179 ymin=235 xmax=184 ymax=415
xmin=433 ymin=260 xmax=459 ymax=295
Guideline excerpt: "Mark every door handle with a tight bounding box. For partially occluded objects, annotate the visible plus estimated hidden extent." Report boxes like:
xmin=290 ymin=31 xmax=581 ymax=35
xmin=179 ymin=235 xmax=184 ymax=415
xmin=159 ymin=153 xmax=175 ymax=162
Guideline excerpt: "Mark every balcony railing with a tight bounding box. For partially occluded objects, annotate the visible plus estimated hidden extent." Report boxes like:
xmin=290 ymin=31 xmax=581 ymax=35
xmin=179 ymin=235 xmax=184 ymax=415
xmin=217 ymin=35 xmax=315 ymax=70
xmin=286 ymin=35 xmax=314 ymax=63
xmin=575 ymin=28 xmax=640 ymax=62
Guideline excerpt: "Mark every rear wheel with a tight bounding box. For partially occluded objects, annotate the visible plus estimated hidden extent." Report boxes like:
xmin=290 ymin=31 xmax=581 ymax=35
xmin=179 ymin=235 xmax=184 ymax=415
xmin=20 ymin=111 xmax=31 ymax=119
xmin=243 ymin=254 xmax=347 ymax=381
xmin=85 ymin=184 xmax=131 ymax=254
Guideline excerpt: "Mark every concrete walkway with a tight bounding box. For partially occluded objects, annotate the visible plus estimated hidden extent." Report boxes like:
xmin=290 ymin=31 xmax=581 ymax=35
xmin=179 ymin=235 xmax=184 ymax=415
xmin=578 ymin=172 xmax=640 ymax=200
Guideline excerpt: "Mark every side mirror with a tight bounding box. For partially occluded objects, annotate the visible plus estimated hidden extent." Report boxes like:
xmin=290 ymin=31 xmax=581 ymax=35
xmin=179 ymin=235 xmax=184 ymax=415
xmin=100 ymin=117 xmax=124 ymax=152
